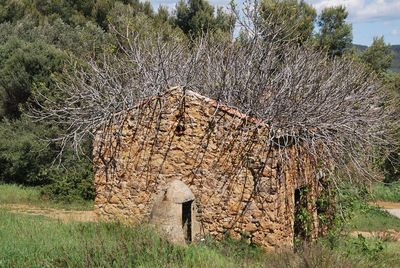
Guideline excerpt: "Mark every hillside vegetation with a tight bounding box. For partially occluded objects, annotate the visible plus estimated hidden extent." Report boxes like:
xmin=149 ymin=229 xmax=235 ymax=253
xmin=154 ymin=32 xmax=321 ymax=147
xmin=391 ymin=45 xmax=400 ymax=72
xmin=354 ymin=44 xmax=400 ymax=72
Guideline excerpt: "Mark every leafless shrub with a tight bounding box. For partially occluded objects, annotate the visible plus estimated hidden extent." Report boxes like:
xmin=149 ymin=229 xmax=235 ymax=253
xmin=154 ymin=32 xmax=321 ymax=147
xmin=30 ymin=0 xmax=395 ymax=181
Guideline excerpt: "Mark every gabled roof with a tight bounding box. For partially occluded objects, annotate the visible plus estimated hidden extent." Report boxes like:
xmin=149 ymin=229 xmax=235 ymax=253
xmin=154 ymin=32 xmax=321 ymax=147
xmin=132 ymin=87 xmax=264 ymax=125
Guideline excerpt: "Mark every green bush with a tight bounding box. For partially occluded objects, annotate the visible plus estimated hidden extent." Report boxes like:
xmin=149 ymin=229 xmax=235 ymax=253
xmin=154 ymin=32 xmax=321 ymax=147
xmin=0 ymin=38 xmax=66 ymax=118
xmin=382 ymin=151 xmax=400 ymax=183
xmin=0 ymin=118 xmax=94 ymax=201
xmin=371 ymin=181 xmax=400 ymax=202
xmin=0 ymin=119 xmax=54 ymax=185
xmin=42 ymin=158 xmax=94 ymax=202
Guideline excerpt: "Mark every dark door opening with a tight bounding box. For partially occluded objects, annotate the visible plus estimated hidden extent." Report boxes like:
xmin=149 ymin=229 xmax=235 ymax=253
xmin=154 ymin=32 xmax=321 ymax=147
xmin=294 ymin=187 xmax=309 ymax=246
xmin=182 ymin=201 xmax=192 ymax=243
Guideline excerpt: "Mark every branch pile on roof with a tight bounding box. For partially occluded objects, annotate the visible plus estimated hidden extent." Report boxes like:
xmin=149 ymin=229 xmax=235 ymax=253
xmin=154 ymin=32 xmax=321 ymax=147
xmin=30 ymin=0 xmax=396 ymax=180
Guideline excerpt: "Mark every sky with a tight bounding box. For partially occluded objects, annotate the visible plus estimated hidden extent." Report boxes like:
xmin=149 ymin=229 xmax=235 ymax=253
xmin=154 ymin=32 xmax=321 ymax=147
xmin=150 ymin=0 xmax=400 ymax=46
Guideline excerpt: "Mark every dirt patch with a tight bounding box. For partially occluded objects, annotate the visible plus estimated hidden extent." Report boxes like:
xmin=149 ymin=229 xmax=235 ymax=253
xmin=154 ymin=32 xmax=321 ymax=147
xmin=0 ymin=204 xmax=98 ymax=222
xmin=350 ymin=230 xmax=400 ymax=242
xmin=371 ymin=201 xmax=400 ymax=209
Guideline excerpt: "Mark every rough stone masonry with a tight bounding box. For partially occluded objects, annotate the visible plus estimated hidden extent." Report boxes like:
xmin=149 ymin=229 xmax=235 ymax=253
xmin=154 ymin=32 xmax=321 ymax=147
xmin=93 ymin=87 xmax=330 ymax=250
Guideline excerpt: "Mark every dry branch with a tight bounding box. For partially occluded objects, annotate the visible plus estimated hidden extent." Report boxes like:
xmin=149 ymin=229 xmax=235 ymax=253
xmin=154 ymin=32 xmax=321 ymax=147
xmin=30 ymin=0 xmax=396 ymax=181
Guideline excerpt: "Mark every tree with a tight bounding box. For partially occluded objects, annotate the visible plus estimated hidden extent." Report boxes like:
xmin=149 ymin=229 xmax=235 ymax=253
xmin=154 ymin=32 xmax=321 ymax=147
xmin=360 ymin=36 xmax=394 ymax=75
xmin=0 ymin=39 xmax=65 ymax=118
xmin=156 ymin=6 xmax=170 ymax=23
xmin=317 ymin=6 xmax=352 ymax=57
xmin=175 ymin=0 xmax=234 ymax=38
xmin=260 ymin=0 xmax=316 ymax=44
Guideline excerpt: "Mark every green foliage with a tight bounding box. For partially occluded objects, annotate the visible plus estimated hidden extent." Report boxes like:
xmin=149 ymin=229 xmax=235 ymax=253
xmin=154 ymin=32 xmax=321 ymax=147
xmin=383 ymin=71 xmax=400 ymax=93
xmin=0 ymin=119 xmax=55 ymax=185
xmin=317 ymin=6 xmax=352 ymax=57
xmin=0 ymin=0 xmax=83 ymax=26
xmin=371 ymin=181 xmax=400 ymax=202
xmin=175 ymin=0 xmax=235 ymax=38
xmin=344 ymin=236 xmax=385 ymax=261
xmin=333 ymin=182 xmax=375 ymax=231
xmin=294 ymin=187 xmax=312 ymax=242
xmin=361 ymin=36 xmax=394 ymax=75
xmin=0 ymin=0 xmax=119 ymax=202
xmin=260 ymin=0 xmax=316 ymax=44
xmin=92 ymin=0 xmax=114 ymax=29
xmin=0 ymin=39 xmax=66 ymax=118
xmin=317 ymin=183 xmax=400 ymax=267
xmin=0 ymin=0 xmax=30 ymax=23
xmin=382 ymin=152 xmax=400 ymax=183
xmin=0 ymin=118 xmax=94 ymax=201
xmin=316 ymin=177 xmax=337 ymax=235
xmin=379 ymin=71 xmax=400 ymax=183
xmin=390 ymin=45 xmax=400 ymax=73
xmin=42 ymin=157 xmax=95 ymax=202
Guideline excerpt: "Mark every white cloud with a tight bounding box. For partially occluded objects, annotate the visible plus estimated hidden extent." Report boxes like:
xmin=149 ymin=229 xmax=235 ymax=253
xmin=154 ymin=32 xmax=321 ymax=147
xmin=392 ymin=28 xmax=400 ymax=36
xmin=306 ymin=0 xmax=400 ymax=22
xmin=309 ymin=0 xmax=363 ymax=12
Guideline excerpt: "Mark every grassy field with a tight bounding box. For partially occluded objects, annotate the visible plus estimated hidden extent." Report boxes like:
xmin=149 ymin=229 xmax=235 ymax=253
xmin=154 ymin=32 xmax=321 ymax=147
xmin=0 ymin=184 xmax=93 ymax=210
xmin=1 ymin=184 xmax=400 ymax=267
xmin=0 ymin=209 xmax=365 ymax=268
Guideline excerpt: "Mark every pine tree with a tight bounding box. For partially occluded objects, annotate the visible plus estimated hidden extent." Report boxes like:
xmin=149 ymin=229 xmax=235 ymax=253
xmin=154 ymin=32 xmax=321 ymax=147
xmin=317 ymin=6 xmax=352 ymax=57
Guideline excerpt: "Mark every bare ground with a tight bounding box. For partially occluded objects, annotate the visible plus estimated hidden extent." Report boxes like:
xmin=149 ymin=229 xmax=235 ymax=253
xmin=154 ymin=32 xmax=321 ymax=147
xmin=350 ymin=230 xmax=400 ymax=242
xmin=372 ymin=201 xmax=400 ymax=209
xmin=371 ymin=201 xmax=400 ymax=219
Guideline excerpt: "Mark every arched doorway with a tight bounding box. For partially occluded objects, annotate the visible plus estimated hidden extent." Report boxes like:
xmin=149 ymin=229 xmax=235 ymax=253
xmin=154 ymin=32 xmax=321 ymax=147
xmin=150 ymin=180 xmax=199 ymax=244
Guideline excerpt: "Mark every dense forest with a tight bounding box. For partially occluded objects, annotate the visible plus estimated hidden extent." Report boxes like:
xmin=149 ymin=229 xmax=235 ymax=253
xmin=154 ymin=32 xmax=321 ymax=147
xmin=0 ymin=0 xmax=399 ymax=203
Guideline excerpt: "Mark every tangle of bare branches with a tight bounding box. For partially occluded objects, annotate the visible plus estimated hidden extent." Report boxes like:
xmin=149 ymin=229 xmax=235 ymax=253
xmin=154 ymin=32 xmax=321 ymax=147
xmin=30 ymin=0 xmax=396 ymax=181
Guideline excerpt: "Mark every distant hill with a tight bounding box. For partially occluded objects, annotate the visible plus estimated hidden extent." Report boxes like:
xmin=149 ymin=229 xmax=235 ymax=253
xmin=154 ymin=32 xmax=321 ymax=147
xmin=353 ymin=44 xmax=368 ymax=52
xmin=353 ymin=44 xmax=400 ymax=73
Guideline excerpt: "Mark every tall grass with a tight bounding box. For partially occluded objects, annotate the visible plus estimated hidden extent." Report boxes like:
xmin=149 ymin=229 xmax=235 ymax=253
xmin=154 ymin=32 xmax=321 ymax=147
xmin=1 ymin=182 xmax=399 ymax=267
xmin=371 ymin=182 xmax=400 ymax=202
xmin=0 ymin=209 xmax=365 ymax=268
xmin=345 ymin=202 xmax=400 ymax=232
xmin=0 ymin=184 xmax=93 ymax=210
xmin=0 ymin=210 xmax=256 ymax=267
xmin=0 ymin=184 xmax=41 ymax=204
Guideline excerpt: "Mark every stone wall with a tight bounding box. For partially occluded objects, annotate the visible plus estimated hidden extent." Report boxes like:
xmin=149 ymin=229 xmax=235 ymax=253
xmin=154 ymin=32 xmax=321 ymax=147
xmin=93 ymin=88 xmax=321 ymax=250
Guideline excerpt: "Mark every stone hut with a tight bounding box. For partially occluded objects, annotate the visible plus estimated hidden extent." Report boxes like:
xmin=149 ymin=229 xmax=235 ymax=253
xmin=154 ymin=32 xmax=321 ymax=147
xmin=93 ymin=87 xmax=332 ymax=250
